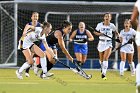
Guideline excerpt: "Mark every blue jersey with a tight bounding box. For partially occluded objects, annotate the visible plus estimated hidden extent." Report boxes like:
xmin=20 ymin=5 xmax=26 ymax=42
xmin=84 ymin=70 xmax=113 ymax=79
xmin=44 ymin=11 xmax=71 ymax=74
xmin=74 ymin=29 xmax=88 ymax=44
xmin=28 ymin=22 xmax=41 ymax=27
xmin=74 ymin=29 xmax=88 ymax=55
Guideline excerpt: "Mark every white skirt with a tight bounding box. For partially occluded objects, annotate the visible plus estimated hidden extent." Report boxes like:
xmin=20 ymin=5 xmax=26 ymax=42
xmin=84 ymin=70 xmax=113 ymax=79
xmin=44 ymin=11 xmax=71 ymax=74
xmin=120 ymin=44 xmax=134 ymax=53
xmin=97 ymin=41 xmax=112 ymax=52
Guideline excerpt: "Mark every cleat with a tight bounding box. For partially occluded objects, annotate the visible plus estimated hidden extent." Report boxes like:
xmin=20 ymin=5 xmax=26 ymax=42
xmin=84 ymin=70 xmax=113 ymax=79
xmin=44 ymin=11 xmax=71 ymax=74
xmin=102 ymin=74 xmax=107 ymax=80
xmin=42 ymin=74 xmax=49 ymax=79
xmin=131 ymin=70 xmax=135 ymax=76
xmin=120 ymin=72 xmax=124 ymax=76
xmin=46 ymin=72 xmax=54 ymax=77
xmin=16 ymin=70 xmax=23 ymax=79
xmin=102 ymin=77 xmax=107 ymax=80
xmin=25 ymin=73 xmax=30 ymax=77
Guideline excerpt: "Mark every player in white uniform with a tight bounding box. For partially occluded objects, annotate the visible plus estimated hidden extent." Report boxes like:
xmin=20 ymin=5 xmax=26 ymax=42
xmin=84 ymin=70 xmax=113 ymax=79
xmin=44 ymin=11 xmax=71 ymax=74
xmin=94 ymin=13 xmax=119 ymax=80
xmin=119 ymin=19 xmax=136 ymax=76
xmin=18 ymin=12 xmax=42 ymax=77
xmin=131 ymin=0 xmax=140 ymax=92
xmin=16 ymin=21 xmax=56 ymax=79
xmin=19 ymin=12 xmax=54 ymax=77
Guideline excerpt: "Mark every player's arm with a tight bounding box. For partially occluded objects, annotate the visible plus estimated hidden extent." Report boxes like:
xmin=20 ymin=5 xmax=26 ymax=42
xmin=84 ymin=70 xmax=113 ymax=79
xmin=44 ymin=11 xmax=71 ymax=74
xmin=114 ymin=30 xmax=120 ymax=38
xmin=93 ymin=24 xmax=104 ymax=36
xmin=55 ymin=30 xmax=73 ymax=62
xmin=40 ymin=27 xmax=47 ymax=37
xmin=131 ymin=6 xmax=139 ymax=28
xmin=86 ymin=30 xmax=94 ymax=41
xmin=22 ymin=24 xmax=35 ymax=36
xmin=93 ymin=29 xmax=103 ymax=36
xmin=69 ymin=30 xmax=77 ymax=41
xmin=113 ymin=35 xmax=122 ymax=51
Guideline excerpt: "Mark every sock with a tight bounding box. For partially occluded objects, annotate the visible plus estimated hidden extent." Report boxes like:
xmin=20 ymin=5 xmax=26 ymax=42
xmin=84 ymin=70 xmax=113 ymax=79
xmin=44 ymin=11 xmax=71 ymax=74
xmin=75 ymin=61 xmax=82 ymax=72
xmin=76 ymin=61 xmax=83 ymax=66
xmin=129 ymin=62 xmax=135 ymax=72
xmin=19 ymin=62 xmax=31 ymax=73
xmin=40 ymin=56 xmax=47 ymax=74
xmin=120 ymin=61 xmax=125 ymax=74
xmin=25 ymin=66 xmax=30 ymax=73
xmin=99 ymin=60 xmax=103 ymax=69
xmin=47 ymin=58 xmax=54 ymax=71
xmin=136 ymin=63 xmax=140 ymax=85
xmin=102 ymin=61 xmax=108 ymax=76
xmin=37 ymin=64 xmax=41 ymax=68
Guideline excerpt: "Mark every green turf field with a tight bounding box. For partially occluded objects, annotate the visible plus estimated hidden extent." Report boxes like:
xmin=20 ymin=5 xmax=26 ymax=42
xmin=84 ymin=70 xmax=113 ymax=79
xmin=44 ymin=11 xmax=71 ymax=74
xmin=0 ymin=69 xmax=136 ymax=93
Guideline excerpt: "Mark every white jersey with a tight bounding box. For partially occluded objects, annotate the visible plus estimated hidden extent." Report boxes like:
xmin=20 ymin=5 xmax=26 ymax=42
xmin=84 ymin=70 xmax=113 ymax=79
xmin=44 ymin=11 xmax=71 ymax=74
xmin=120 ymin=28 xmax=136 ymax=53
xmin=95 ymin=22 xmax=117 ymax=40
xmin=96 ymin=22 xmax=116 ymax=52
xmin=18 ymin=27 xmax=46 ymax=49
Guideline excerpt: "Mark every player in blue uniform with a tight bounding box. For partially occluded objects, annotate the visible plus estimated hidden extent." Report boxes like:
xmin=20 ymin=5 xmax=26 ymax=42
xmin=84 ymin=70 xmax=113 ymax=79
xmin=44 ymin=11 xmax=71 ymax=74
xmin=70 ymin=22 xmax=94 ymax=66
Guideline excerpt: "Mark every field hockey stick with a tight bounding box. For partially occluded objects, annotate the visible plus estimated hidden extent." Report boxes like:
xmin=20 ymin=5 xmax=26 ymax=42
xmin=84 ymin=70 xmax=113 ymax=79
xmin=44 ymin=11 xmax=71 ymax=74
xmin=56 ymin=59 xmax=92 ymax=79
xmin=73 ymin=61 xmax=92 ymax=79
xmin=111 ymin=43 xmax=129 ymax=53
xmin=111 ymin=38 xmax=135 ymax=53
xmin=87 ymin=25 xmax=121 ymax=43
xmin=56 ymin=60 xmax=79 ymax=73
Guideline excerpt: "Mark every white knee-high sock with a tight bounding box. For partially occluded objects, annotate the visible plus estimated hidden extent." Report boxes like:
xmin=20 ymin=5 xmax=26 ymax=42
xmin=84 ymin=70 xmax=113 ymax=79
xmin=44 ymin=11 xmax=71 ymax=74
xmin=99 ymin=60 xmax=103 ymax=69
xmin=136 ymin=63 xmax=140 ymax=86
xmin=102 ymin=61 xmax=108 ymax=75
xmin=40 ymin=56 xmax=47 ymax=74
xmin=19 ymin=62 xmax=31 ymax=73
xmin=129 ymin=62 xmax=135 ymax=72
xmin=120 ymin=61 xmax=125 ymax=74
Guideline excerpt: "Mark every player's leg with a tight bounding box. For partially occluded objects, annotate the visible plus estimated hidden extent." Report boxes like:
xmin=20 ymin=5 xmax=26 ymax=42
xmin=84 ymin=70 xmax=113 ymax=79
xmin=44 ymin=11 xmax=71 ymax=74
xmin=136 ymin=63 xmax=140 ymax=93
xmin=75 ymin=53 xmax=82 ymax=65
xmin=40 ymin=58 xmax=54 ymax=78
xmin=120 ymin=52 xmax=126 ymax=76
xmin=25 ymin=67 xmax=30 ymax=77
xmin=39 ymin=43 xmax=57 ymax=77
xmin=45 ymin=45 xmax=57 ymax=70
xmin=44 ymin=48 xmax=56 ymax=77
xmin=25 ymin=52 xmax=34 ymax=77
xmin=99 ymin=52 xmax=104 ymax=72
xmin=32 ymin=44 xmax=48 ymax=79
xmin=74 ymin=44 xmax=83 ymax=66
xmin=135 ymin=32 xmax=140 ymax=93
xmin=16 ymin=49 xmax=33 ymax=79
xmin=128 ymin=53 xmax=135 ymax=76
xmin=82 ymin=54 xmax=87 ymax=65
xmin=33 ymin=56 xmax=41 ymax=75
xmin=81 ymin=44 xmax=88 ymax=66
xmin=102 ymin=47 xmax=112 ymax=80
xmin=136 ymin=46 xmax=140 ymax=93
